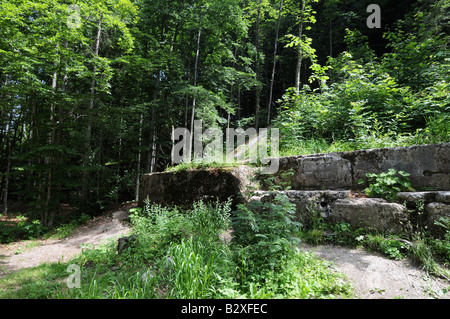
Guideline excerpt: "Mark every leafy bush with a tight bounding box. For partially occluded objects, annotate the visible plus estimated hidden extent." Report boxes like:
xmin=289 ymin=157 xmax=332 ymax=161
xmin=273 ymin=17 xmax=450 ymax=157
xmin=430 ymin=217 xmax=450 ymax=266
xmin=257 ymin=168 xmax=296 ymax=191
xmin=359 ymin=169 xmax=413 ymax=201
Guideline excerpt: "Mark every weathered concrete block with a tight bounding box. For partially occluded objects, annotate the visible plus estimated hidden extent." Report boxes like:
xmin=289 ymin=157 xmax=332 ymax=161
xmin=269 ymin=143 xmax=450 ymax=191
xmin=397 ymin=191 xmax=450 ymax=207
xmin=138 ymin=166 xmax=255 ymax=208
xmin=331 ymin=198 xmax=411 ymax=234
xmin=397 ymin=191 xmax=437 ymax=204
xmin=425 ymin=203 xmax=450 ymax=237
xmin=250 ymin=191 xmax=414 ymax=234
xmin=436 ymin=192 xmax=450 ymax=204
xmin=346 ymin=143 xmax=450 ymax=191
xmin=276 ymin=154 xmax=353 ymax=190
xmin=250 ymin=190 xmax=350 ymax=223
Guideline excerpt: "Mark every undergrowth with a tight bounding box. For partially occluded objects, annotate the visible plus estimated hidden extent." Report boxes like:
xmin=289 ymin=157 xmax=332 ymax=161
xmin=0 ymin=196 xmax=353 ymax=299
xmin=2 ymin=192 xmax=449 ymax=299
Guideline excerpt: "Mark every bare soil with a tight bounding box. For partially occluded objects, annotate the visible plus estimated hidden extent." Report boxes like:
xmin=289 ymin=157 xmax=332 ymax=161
xmin=301 ymin=243 xmax=450 ymax=299
xmin=0 ymin=205 xmax=133 ymax=276
xmin=1 ymin=204 xmax=449 ymax=299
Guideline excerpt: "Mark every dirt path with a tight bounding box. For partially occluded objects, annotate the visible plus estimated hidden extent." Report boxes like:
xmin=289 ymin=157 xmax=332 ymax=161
xmin=0 ymin=206 xmax=133 ymax=277
xmin=301 ymin=244 xmax=450 ymax=299
xmin=1 ymin=205 xmax=449 ymax=299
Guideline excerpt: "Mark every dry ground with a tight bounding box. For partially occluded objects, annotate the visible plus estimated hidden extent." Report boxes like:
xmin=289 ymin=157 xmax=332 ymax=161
xmin=301 ymin=243 xmax=450 ymax=299
xmin=0 ymin=205 xmax=133 ymax=276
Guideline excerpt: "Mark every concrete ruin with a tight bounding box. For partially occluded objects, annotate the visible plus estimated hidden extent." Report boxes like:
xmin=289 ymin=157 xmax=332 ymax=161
xmin=139 ymin=143 xmax=450 ymax=236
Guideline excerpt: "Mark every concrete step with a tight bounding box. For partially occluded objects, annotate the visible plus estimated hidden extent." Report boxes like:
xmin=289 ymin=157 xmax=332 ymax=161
xmin=251 ymin=190 xmax=450 ymax=236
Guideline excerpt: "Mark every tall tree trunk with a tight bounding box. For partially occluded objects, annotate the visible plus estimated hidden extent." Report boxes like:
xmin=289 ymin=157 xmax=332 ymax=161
xmin=82 ymin=13 xmax=102 ymax=202
xmin=150 ymin=70 xmax=160 ymax=173
xmin=184 ymin=65 xmax=191 ymax=128
xmin=254 ymin=0 xmax=262 ymax=130
xmin=3 ymin=139 xmax=11 ymax=214
xmin=228 ymin=45 xmax=239 ymax=129
xmin=135 ymin=112 xmax=143 ymax=201
xmin=228 ymin=84 xmax=233 ymax=129
xmin=44 ymin=63 xmax=58 ymax=227
xmin=295 ymin=1 xmax=305 ymax=92
xmin=2 ymin=113 xmax=12 ymax=214
xmin=190 ymin=15 xmax=202 ymax=161
xmin=329 ymin=18 xmax=333 ymax=57
xmin=237 ymin=88 xmax=241 ymax=121
xmin=267 ymin=0 xmax=284 ymax=124
xmin=149 ymin=108 xmax=157 ymax=173
xmin=0 ymin=74 xmax=8 ymax=208
xmin=30 ymin=93 xmax=44 ymax=215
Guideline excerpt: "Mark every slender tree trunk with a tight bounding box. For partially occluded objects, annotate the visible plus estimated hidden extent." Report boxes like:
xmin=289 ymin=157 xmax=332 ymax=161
xmin=2 ymin=113 xmax=12 ymax=214
xmin=228 ymin=84 xmax=233 ymax=129
xmin=254 ymin=0 xmax=262 ymax=130
xmin=190 ymin=16 xmax=202 ymax=161
xmin=184 ymin=65 xmax=191 ymax=128
xmin=82 ymin=13 xmax=102 ymax=202
xmin=135 ymin=112 xmax=143 ymax=201
xmin=267 ymin=0 xmax=284 ymax=124
xmin=149 ymin=109 xmax=157 ymax=173
xmin=329 ymin=18 xmax=333 ymax=57
xmin=237 ymin=88 xmax=241 ymax=121
xmin=2 ymin=109 xmax=20 ymax=213
xmin=228 ymin=46 xmax=239 ymax=129
xmin=295 ymin=1 xmax=305 ymax=92
xmin=44 ymin=64 xmax=58 ymax=227
xmin=116 ymin=103 xmax=124 ymax=203
xmin=3 ymin=141 xmax=11 ymax=214
xmin=0 ymin=74 xmax=8 ymax=208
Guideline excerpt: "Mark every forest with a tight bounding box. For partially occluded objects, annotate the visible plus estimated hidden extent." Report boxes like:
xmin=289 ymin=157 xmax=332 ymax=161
xmin=0 ymin=0 xmax=449 ymax=228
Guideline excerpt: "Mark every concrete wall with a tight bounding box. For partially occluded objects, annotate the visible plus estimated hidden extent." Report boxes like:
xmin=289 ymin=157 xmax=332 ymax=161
xmin=138 ymin=143 xmax=449 ymax=236
xmin=138 ymin=166 xmax=255 ymax=208
xmin=274 ymin=143 xmax=450 ymax=191
xmin=139 ymin=143 xmax=450 ymax=208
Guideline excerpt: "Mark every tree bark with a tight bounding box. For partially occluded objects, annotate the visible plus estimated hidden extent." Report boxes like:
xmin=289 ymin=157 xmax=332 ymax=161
xmin=295 ymin=1 xmax=305 ymax=92
xmin=2 ymin=113 xmax=12 ymax=214
xmin=190 ymin=14 xmax=202 ymax=161
xmin=267 ymin=0 xmax=284 ymax=124
xmin=254 ymin=0 xmax=262 ymax=130
xmin=135 ymin=112 xmax=143 ymax=201
xmin=329 ymin=18 xmax=333 ymax=57
xmin=44 ymin=61 xmax=58 ymax=227
xmin=82 ymin=13 xmax=102 ymax=202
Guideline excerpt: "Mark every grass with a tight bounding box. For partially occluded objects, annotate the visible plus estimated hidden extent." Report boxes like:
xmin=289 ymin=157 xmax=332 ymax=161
xmin=0 ymin=197 xmax=353 ymax=299
xmin=164 ymin=159 xmax=241 ymax=173
xmin=0 ymin=262 xmax=68 ymax=299
xmin=2 ymin=194 xmax=449 ymax=299
xmin=277 ymin=132 xmax=448 ymax=158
